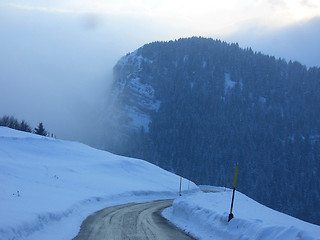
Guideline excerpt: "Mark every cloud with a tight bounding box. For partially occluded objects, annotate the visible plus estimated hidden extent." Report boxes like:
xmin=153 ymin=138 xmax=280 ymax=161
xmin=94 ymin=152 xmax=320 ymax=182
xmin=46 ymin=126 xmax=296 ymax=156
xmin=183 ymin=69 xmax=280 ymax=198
xmin=7 ymin=3 xmax=73 ymax=13
xmin=4 ymin=0 xmax=320 ymax=36
xmin=300 ymin=0 xmax=320 ymax=9
xmin=0 ymin=4 xmax=190 ymax=145
xmin=226 ymin=17 xmax=320 ymax=67
xmin=0 ymin=0 xmax=319 ymax=146
xmin=0 ymin=7 xmax=116 ymax=143
xmin=2 ymin=1 xmax=228 ymax=37
xmin=81 ymin=13 xmax=104 ymax=30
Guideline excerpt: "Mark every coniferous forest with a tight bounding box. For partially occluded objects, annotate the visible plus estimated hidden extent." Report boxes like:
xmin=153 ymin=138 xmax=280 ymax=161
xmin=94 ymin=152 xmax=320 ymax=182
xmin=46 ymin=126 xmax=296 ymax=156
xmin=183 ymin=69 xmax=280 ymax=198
xmin=105 ymin=37 xmax=320 ymax=225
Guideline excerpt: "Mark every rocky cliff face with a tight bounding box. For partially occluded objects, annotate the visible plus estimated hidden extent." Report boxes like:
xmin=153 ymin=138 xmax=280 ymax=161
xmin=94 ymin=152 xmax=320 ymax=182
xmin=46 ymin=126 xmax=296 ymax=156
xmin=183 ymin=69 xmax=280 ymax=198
xmin=111 ymin=50 xmax=160 ymax=133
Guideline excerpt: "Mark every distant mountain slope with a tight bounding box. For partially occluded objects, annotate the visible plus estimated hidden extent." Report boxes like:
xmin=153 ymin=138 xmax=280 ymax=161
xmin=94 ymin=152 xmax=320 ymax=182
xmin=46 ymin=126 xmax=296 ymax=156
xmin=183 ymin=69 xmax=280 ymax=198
xmin=104 ymin=37 xmax=320 ymax=225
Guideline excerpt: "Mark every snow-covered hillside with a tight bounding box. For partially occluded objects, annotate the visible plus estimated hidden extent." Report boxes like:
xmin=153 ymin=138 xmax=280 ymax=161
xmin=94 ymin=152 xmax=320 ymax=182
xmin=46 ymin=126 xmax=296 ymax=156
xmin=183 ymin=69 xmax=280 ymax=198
xmin=2 ymin=126 xmax=320 ymax=240
xmin=0 ymin=127 xmax=197 ymax=239
xmin=163 ymin=187 xmax=320 ymax=240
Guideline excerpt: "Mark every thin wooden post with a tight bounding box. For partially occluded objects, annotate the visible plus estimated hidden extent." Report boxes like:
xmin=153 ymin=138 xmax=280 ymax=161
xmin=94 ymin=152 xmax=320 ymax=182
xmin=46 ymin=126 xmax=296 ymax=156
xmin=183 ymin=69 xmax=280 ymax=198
xmin=179 ymin=176 xmax=182 ymax=196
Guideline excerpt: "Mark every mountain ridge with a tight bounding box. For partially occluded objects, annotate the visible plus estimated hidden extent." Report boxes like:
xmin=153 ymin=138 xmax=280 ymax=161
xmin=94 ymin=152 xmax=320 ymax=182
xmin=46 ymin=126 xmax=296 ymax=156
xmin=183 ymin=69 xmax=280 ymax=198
xmin=103 ymin=37 xmax=320 ymax=224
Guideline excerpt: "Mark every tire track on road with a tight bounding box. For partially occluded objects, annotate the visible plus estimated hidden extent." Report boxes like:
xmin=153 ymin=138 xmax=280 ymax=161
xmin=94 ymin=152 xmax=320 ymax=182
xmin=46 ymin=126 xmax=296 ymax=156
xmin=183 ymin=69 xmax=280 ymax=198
xmin=73 ymin=199 xmax=195 ymax=240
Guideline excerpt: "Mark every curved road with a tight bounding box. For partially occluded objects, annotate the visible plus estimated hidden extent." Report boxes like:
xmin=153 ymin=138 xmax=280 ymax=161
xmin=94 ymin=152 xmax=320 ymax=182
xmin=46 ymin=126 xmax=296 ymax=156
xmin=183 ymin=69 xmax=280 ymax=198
xmin=73 ymin=199 xmax=195 ymax=240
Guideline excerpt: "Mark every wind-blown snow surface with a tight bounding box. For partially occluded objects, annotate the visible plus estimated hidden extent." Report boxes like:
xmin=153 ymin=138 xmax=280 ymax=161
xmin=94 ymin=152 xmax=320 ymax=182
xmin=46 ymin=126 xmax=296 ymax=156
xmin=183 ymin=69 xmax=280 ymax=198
xmin=163 ymin=188 xmax=320 ymax=240
xmin=0 ymin=127 xmax=197 ymax=240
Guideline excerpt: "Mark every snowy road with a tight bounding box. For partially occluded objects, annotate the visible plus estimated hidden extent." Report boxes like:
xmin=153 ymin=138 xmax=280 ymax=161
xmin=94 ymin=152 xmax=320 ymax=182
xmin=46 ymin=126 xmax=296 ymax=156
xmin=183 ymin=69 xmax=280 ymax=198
xmin=73 ymin=199 xmax=195 ymax=240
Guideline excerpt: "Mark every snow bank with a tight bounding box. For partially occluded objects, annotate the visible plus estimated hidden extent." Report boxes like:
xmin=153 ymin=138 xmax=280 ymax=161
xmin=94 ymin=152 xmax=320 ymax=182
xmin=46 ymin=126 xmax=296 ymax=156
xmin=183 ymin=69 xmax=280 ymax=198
xmin=0 ymin=127 xmax=198 ymax=239
xmin=163 ymin=189 xmax=320 ymax=240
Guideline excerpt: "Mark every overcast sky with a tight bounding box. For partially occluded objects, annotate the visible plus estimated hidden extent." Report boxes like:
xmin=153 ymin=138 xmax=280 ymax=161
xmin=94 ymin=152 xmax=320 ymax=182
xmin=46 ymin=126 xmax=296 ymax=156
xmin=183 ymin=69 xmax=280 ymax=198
xmin=0 ymin=0 xmax=319 ymax=145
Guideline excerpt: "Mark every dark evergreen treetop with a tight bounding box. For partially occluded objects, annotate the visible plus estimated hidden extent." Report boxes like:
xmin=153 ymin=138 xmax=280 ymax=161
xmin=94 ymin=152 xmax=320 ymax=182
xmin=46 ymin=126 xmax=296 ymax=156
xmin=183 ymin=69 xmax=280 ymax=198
xmin=34 ymin=122 xmax=47 ymax=136
xmin=0 ymin=115 xmax=32 ymax=133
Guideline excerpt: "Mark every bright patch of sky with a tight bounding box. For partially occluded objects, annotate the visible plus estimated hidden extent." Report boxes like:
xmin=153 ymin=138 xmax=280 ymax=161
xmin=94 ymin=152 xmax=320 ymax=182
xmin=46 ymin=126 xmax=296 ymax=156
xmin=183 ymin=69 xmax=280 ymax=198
xmin=3 ymin=0 xmax=320 ymax=36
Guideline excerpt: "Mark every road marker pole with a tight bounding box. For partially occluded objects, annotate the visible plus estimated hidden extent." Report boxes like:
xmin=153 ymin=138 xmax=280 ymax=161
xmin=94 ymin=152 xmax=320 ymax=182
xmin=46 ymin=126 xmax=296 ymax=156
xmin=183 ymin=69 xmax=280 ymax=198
xmin=228 ymin=166 xmax=238 ymax=222
xmin=179 ymin=176 xmax=182 ymax=196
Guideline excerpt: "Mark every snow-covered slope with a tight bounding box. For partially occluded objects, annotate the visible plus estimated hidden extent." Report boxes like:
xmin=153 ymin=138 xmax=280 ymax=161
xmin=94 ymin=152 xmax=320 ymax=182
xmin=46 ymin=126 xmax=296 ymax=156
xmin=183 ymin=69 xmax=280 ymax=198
xmin=0 ymin=127 xmax=197 ymax=240
xmin=163 ymin=188 xmax=320 ymax=240
xmin=2 ymin=126 xmax=319 ymax=240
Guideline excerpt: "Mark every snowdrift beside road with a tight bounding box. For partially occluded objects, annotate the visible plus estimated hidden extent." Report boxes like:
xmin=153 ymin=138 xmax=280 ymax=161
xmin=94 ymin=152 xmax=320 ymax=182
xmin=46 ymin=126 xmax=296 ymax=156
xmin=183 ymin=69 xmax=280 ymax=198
xmin=163 ymin=190 xmax=320 ymax=240
xmin=3 ymin=126 xmax=319 ymax=240
xmin=0 ymin=127 xmax=197 ymax=240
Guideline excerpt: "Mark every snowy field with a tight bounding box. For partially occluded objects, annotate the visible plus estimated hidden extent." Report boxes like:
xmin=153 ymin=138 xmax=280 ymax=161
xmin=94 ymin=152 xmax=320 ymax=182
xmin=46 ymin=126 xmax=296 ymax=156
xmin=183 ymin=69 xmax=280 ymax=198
xmin=1 ymin=127 xmax=320 ymax=240
xmin=163 ymin=188 xmax=320 ymax=240
xmin=0 ymin=127 xmax=197 ymax=239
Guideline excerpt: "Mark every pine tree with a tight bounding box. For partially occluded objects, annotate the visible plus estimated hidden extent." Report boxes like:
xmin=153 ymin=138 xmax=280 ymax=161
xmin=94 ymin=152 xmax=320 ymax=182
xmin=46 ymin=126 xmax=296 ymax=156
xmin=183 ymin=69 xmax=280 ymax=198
xmin=34 ymin=122 xmax=47 ymax=136
xmin=18 ymin=120 xmax=32 ymax=132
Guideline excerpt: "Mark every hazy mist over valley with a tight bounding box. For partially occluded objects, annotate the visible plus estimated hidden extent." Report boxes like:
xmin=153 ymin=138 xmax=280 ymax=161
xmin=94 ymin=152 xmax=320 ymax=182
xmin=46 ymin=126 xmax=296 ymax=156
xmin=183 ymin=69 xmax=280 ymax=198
xmin=1 ymin=1 xmax=320 ymax=146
